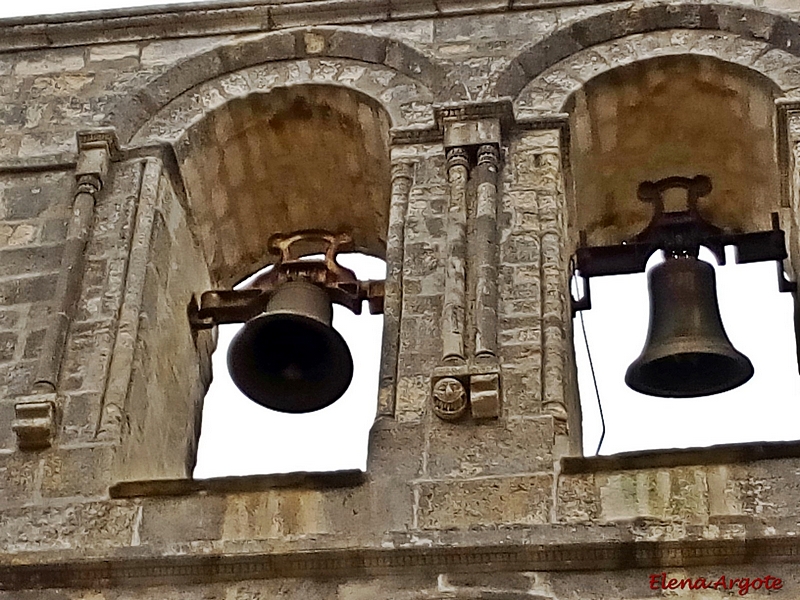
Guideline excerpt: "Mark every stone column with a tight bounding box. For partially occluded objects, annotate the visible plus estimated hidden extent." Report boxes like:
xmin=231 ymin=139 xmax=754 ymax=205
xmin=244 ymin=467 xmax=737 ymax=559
xmin=474 ymin=144 xmax=500 ymax=360
xmin=13 ymin=129 xmax=117 ymax=451
xmin=378 ymin=159 xmax=414 ymax=417
xmin=442 ymin=146 xmax=469 ymax=363
xmin=33 ymin=132 xmax=116 ymax=394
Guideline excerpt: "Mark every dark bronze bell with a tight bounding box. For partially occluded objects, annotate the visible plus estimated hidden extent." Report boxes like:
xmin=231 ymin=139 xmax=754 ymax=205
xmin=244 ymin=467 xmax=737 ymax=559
xmin=625 ymin=254 xmax=754 ymax=397
xmin=227 ymin=280 xmax=354 ymax=413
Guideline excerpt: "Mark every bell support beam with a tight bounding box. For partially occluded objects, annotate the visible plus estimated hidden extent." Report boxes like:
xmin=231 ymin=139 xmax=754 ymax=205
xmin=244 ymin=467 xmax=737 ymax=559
xmin=572 ymin=175 xmax=793 ymax=315
xmin=188 ymin=230 xmax=386 ymax=328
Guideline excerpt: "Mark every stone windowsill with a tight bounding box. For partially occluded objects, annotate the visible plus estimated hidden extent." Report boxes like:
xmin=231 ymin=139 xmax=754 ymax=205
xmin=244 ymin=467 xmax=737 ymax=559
xmin=560 ymin=439 xmax=800 ymax=475
xmin=109 ymin=469 xmax=365 ymax=498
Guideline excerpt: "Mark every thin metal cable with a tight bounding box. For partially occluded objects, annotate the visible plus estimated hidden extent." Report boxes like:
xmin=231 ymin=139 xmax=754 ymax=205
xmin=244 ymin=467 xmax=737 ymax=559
xmin=570 ymin=258 xmax=606 ymax=455
xmin=579 ymin=309 xmax=605 ymax=455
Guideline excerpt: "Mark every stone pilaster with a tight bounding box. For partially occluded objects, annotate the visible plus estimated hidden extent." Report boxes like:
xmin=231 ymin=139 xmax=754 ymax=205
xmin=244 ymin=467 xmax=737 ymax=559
xmin=536 ymin=130 xmax=570 ymax=423
xmin=13 ymin=129 xmax=118 ymax=451
xmin=97 ymin=157 xmax=162 ymax=442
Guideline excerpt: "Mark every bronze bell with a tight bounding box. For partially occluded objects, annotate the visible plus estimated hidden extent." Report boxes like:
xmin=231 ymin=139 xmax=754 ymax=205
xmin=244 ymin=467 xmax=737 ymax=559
xmin=625 ymin=254 xmax=754 ymax=397
xmin=227 ymin=280 xmax=354 ymax=413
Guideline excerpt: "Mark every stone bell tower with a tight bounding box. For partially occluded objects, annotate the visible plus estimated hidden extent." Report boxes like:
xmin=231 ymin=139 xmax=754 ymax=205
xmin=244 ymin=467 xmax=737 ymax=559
xmin=1 ymin=0 xmax=800 ymax=598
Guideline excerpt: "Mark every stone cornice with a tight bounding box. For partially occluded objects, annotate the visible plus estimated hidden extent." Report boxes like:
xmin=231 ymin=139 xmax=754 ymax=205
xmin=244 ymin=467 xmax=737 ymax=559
xmin=0 ymin=0 xmax=620 ymax=53
xmin=2 ymin=537 xmax=800 ymax=590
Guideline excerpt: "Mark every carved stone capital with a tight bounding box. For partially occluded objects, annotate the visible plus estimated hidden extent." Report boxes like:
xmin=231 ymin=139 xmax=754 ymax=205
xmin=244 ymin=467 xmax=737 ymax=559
xmin=445 ymin=146 xmax=470 ymax=171
xmin=76 ymin=127 xmax=119 ymax=188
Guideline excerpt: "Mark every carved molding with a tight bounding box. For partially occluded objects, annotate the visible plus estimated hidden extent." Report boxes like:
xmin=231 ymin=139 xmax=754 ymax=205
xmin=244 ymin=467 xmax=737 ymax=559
xmin=3 ymin=537 xmax=800 ymax=590
xmin=391 ymin=127 xmax=443 ymax=146
xmin=96 ymin=157 xmax=163 ymax=442
xmin=435 ymin=100 xmax=514 ymax=128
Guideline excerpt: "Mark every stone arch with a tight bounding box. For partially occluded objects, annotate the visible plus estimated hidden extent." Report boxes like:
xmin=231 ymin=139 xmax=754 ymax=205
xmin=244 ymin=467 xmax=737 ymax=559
xmin=495 ymin=3 xmax=800 ymax=112
xmin=115 ymin=28 xmax=442 ymax=145
xmin=173 ymin=84 xmax=394 ymax=288
xmin=567 ymin=54 xmax=783 ymax=248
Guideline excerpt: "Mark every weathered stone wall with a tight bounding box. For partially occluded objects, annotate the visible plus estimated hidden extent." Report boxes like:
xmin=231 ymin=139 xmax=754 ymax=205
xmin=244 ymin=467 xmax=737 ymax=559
xmin=1 ymin=0 xmax=800 ymax=596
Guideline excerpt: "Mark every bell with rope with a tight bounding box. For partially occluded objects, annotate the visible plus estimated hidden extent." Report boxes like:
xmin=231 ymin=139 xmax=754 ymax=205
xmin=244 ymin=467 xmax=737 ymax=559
xmin=625 ymin=253 xmax=754 ymax=397
xmin=227 ymin=280 xmax=354 ymax=413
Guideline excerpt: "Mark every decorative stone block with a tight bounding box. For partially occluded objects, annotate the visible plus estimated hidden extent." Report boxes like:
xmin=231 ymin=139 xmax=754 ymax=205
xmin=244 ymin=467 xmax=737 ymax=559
xmin=432 ymin=367 xmax=502 ymax=421
xmin=432 ymin=376 xmax=468 ymax=421
xmin=469 ymin=372 xmax=500 ymax=419
xmin=444 ymin=118 xmax=501 ymax=149
xmin=12 ymin=394 xmax=56 ymax=450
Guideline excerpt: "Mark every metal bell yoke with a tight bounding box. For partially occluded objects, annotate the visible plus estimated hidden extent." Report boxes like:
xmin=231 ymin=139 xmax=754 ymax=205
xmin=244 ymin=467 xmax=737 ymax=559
xmin=571 ymin=175 xmax=793 ymax=398
xmin=189 ymin=230 xmax=385 ymax=413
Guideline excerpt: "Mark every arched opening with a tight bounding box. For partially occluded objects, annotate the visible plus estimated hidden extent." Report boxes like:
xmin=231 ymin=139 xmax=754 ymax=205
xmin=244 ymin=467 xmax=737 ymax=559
xmin=174 ymin=85 xmax=393 ymax=475
xmin=176 ymin=84 xmax=392 ymax=287
xmin=194 ymin=253 xmax=385 ymax=477
xmin=569 ymin=55 xmax=781 ymax=247
xmin=568 ymin=55 xmax=800 ymax=454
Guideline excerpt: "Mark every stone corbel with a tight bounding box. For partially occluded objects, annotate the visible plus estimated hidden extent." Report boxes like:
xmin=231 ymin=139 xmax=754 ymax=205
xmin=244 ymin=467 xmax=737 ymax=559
xmin=13 ymin=128 xmax=119 ymax=451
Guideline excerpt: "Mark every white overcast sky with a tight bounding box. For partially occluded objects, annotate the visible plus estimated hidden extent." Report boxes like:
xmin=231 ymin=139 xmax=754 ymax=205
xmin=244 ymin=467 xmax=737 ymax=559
xmin=4 ymin=1 xmax=800 ymax=477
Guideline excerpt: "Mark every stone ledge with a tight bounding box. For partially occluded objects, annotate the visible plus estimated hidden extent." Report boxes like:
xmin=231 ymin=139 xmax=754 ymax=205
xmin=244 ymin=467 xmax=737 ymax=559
xmin=561 ymin=440 xmax=800 ymax=475
xmin=0 ymin=0 xmax=620 ymax=52
xmin=2 ymin=536 xmax=800 ymax=590
xmin=110 ymin=469 xmax=366 ymax=498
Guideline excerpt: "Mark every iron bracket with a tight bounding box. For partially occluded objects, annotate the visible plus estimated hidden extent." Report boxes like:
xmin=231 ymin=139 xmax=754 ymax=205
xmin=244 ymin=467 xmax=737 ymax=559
xmin=189 ymin=230 xmax=385 ymax=329
xmin=571 ymin=176 xmax=793 ymax=312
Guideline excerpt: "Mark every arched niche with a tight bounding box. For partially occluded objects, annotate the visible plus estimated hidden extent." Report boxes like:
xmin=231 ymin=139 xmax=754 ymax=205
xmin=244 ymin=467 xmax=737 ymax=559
xmin=175 ymin=84 xmax=392 ymax=287
xmin=568 ymin=55 xmax=782 ymax=246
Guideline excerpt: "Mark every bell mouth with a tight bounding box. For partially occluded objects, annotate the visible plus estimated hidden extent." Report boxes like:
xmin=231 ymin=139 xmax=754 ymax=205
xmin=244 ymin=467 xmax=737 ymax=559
xmin=625 ymin=350 xmax=754 ymax=398
xmin=227 ymin=312 xmax=354 ymax=413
